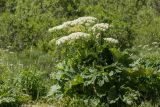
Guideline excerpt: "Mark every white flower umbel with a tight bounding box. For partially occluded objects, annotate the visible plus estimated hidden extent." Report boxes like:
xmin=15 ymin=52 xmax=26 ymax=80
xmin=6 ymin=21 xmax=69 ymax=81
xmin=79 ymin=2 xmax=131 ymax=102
xmin=56 ymin=36 xmax=70 ymax=45
xmin=104 ymin=38 xmax=119 ymax=44
xmin=74 ymin=16 xmax=97 ymax=26
xmin=48 ymin=25 xmax=67 ymax=32
xmin=56 ymin=32 xmax=90 ymax=45
xmin=49 ymin=16 xmax=97 ymax=32
xmin=92 ymin=23 xmax=109 ymax=32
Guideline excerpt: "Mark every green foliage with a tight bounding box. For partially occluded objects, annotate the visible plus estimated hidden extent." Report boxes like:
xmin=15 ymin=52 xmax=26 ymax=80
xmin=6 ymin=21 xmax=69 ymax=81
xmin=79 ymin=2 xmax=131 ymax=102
xmin=0 ymin=48 xmax=53 ymax=106
xmin=49 ymin=50 xmax=160 ymax=106
xmin=0 ymin=0 xmax=58 ymax=51
xmin=0 ymin=0 xmax=160 ymax=106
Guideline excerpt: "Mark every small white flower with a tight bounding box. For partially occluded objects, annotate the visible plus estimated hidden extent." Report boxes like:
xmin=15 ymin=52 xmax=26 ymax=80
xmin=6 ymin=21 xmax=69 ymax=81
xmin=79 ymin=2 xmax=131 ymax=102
xmin=143 ymin=45 xmax=149 ymax=49
xmin=4 ymin=49 xmax=9 ymax=52
xmin=92 ymin=23 xmax=109 ymax=32
xmin=10 ymin=64 xmax=13 ymax=66
xmin=104 ymin=38 xmax=119 ymax=44
xmin=155 ymin=45 xmax=159 ymax=48
xmin=152 ymin=42 xmax=159 ymax=45
xmin=7 ymin=46 xmax=12 ymax=49
xmin=56 ymin=32 xmax=90 ymax=45
xmin=49 ymin=16 xmax=97 ymax=32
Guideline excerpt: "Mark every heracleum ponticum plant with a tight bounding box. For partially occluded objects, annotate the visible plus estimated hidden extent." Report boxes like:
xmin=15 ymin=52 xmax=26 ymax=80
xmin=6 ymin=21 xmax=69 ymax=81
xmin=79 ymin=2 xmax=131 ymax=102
xmin=48 ymin=16 xmax=119 ymax=60
xmin=47 ymin=17 xmax=160 ymax=106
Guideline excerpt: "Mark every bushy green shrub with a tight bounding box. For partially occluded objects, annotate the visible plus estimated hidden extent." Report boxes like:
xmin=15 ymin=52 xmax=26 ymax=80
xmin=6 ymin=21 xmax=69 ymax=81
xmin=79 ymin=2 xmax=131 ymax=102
xmin=46 ymin=17 xmax=160 ymax=106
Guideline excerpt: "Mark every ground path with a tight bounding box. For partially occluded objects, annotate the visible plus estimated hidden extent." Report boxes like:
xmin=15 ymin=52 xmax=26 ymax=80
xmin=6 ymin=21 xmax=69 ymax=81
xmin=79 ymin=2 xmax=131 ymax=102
xmin=21 ymin=104 xmax=56 ymax=107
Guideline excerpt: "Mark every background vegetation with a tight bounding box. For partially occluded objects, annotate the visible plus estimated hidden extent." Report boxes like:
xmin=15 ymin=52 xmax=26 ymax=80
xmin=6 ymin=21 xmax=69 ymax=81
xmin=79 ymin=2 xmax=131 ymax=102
xmin=0 ymin=0 xmax=160 ymax=107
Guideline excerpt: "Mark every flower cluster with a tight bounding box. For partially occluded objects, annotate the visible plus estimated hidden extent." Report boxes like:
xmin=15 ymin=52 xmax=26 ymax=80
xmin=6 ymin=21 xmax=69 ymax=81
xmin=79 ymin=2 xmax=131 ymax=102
xmin=49 ymin=16 xmax=97 ymax=32
xmin=104 ymin=38 xmax=119 ymax=44
xmin=92 ymin=23 xmax=109 ymax=32
xmin=56 ymin=32 xmax=90 ymax=45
